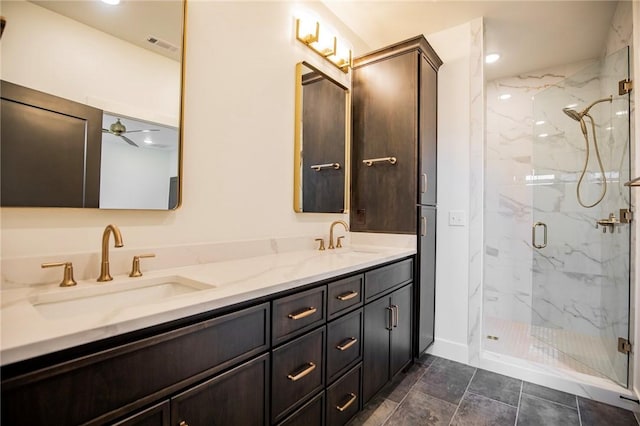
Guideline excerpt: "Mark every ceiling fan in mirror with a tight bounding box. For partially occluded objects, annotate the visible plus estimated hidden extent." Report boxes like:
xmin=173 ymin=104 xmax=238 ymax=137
xmin=102 ymin=118 xmax=159 ymax=147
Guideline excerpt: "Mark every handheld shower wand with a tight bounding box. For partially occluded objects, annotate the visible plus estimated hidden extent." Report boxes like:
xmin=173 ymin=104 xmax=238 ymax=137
xmin=562 ymin=96 xmax=612 ymax=208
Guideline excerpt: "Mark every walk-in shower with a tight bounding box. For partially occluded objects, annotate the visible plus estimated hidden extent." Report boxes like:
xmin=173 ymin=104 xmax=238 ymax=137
xmin=483 ymin=45 xmax=632 ymax=390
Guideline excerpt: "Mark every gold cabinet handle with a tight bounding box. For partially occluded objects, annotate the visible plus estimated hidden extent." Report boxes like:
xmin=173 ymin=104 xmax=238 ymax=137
xmin=391 ymin=304 xmax=399 ymax=328
xmin=336 ymin=337 xmax=358 ymax=351
xmin=336 ymin=393 xmax=357 ymax=412
xmin=421 ymin=216 xmax=427 ymax=237
xmin=421 ymin=173 xmax=427 ymax=194
xmin=287 ymin=362 xmax=316 ymax=381
xmin=288 ymin=307 xmax=317 ymax=320
xmin=41 ymin=261 xmax=77 ymax=287
xmin=337 ymin=291 xmax=358 ymax=301
xmin=179 ymin=421 xmax=189 ymax=426
xmin=385 ymin=306 xmax=393 ymax=330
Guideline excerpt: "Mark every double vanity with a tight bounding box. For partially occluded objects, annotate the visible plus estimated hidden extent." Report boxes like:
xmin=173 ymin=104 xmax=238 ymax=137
xmin=1 ymin=231 xmax=415 ymax=425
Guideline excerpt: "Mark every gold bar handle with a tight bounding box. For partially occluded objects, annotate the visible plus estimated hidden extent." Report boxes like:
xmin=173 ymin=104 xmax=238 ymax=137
xmin=363 ymin=156 xmax=397 ymax=166
xmin=421 ymin=216 xmax=427 ymax=237
xmin=179 ymin=422 xmax=189 ymax=426
xmin=288 ymin=307 xmax=317 ymax=320
xmin=311 ymin=162 xmax=341 ymax=171
xmin=336 ymin=337 xmax=358 ymax=351
xmin=421 ymin=173 xmax=427 ymax=193
xmin=336 ymin=393 xmax=357 ymax=412
xmin=391 ymin=304 xmax=399 ymax=328
xmin=337 ymin=291 xmax=358 ymax=301
xmin=385 ymin=306 xmax=393 ymax=330
xmin=287 ymin=362 xmax=316 ymax=381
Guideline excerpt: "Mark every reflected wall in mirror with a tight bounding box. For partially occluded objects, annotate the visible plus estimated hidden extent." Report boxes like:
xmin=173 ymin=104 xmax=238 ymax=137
xmin=0 ymin=0 xmax=184 ymax=210
xmin=293 ymin=62 xmax=350 ymax=213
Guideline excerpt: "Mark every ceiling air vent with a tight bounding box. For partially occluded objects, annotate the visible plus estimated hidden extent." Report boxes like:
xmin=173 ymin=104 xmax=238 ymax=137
xmin=146 ymin=36 xmax=179 ymax=53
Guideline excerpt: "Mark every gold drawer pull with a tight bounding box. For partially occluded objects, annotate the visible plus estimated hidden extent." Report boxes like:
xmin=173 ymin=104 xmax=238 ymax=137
xmin=337 ymin=291 xmax=358 ymax=301
xmin=336 ymin=393 xmax=357 ymax=412
xmin=288 ymin=307 xmax=317 ymax=320
xmin=287 ymin=362 xmax=316 ymax=381
xmin=336 ymin=337 xmax=358 ymax=351
xmin=179 ymin=421 xmax=189 ymax=426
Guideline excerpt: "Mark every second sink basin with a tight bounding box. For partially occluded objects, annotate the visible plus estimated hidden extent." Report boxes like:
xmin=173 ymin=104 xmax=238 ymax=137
xmin=31 ymin=275 xmax=215 ymax=320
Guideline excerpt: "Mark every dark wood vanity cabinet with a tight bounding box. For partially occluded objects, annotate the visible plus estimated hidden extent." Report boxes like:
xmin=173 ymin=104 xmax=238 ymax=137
xmin=350 ymin=36 xmax=442 ymax=233
xmin=1 ymin=257 xmax=413 ymax=426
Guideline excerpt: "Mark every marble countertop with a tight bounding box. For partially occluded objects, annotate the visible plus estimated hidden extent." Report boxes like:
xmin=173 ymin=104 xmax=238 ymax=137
xmin=0 ymin=245 xmax=415 ymax=366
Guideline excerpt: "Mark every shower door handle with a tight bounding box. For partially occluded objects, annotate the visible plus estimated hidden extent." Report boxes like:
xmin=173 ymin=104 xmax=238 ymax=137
xmin=532 ymin=222 xmax=547 ymax=249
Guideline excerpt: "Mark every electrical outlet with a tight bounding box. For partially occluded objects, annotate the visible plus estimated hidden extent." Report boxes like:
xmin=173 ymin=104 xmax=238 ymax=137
xmin=449 ymin=210 xmax=466 ymax=226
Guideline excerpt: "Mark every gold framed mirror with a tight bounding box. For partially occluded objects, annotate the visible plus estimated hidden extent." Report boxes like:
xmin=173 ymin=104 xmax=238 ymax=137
xmin=293 ymin=62 xmax=350 ymax=213
xmin=0 ymin=0 xmax=185 ymax=210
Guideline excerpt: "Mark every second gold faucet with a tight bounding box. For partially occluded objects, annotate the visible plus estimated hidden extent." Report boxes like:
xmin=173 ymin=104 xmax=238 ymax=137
xmin=97 ymin=224 xmax=124 ymax=282
xmin=328 ymin=220 xmax=349 ymax=249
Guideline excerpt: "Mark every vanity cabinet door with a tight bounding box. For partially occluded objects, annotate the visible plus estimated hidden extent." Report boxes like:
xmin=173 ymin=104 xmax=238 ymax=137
xmin=326 ymin=308 xmax=363 ymax=384
xmin=390 ymin=283 xmax=413 ymax=377
xmin=362 ymin=295 xmax=391 ymax=403
xmin=277 ymin=392 xmax=324 ymax=426
xmin=326 ymin=363 xmax=362 ymax=426
xmin=170 ymin=354 xmax=269 ymax=426
xmin=271 ymin=326 xmax=325 ymax=423
xmin=351 ymin=51 xmax=419 ymax=234
xmin=273 ymin=286 xmax=326 ymax=345
xmin=419 ymin=55 xmax=438 ymax=206
xmin=327 ymin=274 xmax=363 ymax=320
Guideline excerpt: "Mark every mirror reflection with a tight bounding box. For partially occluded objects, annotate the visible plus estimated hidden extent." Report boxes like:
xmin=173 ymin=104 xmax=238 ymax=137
xmin=0 ymin=0 xmax=184 ymax=210
xmin=294 ymin=62 xmax=349 ymax=213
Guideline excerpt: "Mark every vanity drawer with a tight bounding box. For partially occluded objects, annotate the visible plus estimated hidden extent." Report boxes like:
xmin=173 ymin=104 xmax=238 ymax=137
xmin=327 ymin=274 xmax=364 ymax=320
xmin=272 ymin=286 xmax=326 ymax=345
xmin=326 ymin=363 xmax=362 ymax=426
xmin=327 ymin=308 xmax=363 ymax=384
xmin=1 ymin=303 xmax=270 ymax=426
xmin=271 ymin=326 xmax=325 ymax=423
xmin=277 ymin=391 xmax=324 ymax=426
xmin=365 ymin=258 xmax=413 ymax=301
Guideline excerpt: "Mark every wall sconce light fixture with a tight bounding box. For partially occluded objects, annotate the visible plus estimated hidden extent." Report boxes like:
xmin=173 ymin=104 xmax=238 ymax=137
xmin=295 ymin=18 xmax=352 ymax=73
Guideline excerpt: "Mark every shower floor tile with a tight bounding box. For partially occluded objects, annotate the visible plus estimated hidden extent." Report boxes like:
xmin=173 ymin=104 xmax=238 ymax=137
xmin=483 ymin=316 xmax=618 ymax=381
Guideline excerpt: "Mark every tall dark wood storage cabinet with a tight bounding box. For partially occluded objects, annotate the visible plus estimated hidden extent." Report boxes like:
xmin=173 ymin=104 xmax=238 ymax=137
xmin=350 ymin=36 xmax=442 ymax=356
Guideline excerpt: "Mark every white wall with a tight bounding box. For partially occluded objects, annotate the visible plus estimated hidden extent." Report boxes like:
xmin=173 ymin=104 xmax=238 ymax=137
xmin=0 ymin=0 xmax=180 ymax=126
xmin=100 ymin=140 xmax=173 ymax=210
xmin=424 ymin=22 xmax=474 ymax=361
xmin=0 ymin=1 xmax=369 ymax=258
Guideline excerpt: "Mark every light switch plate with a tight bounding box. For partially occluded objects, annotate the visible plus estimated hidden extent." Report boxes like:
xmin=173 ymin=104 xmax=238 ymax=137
xmin=449 ymin=210 xmax=466 ymax=226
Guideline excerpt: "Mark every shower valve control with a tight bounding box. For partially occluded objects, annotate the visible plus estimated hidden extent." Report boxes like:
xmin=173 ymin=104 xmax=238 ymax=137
xmin=596 ymin=213 xmax=621 ymax=233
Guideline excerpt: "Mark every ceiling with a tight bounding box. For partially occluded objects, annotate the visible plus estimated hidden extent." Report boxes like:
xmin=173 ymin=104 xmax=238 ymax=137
xmin=323 ymin=1 xmax=619 ymax=80
xmin=30 ymin=0 xmax=183 ymax=62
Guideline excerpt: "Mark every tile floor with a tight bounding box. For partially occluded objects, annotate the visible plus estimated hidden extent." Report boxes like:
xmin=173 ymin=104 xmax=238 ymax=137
xmin=349 ymin=355 xmax=639 ymax=426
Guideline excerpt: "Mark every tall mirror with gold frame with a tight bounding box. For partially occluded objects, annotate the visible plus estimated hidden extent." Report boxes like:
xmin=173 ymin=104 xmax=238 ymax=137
xmin=0 ymin=0 xmax=184 ymax=210
xmin=294 ymin=62 xmax=350 ymax=213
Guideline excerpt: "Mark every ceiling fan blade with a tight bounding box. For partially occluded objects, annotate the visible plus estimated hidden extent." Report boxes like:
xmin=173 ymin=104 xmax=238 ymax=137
xmin=125 ymin=129 xmax=160 ymax=133
xmin=120 ymin=135 xmax=139 ymax=147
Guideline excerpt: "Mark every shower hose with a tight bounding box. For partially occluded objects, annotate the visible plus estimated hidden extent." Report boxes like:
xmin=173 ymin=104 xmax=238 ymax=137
xmin=576 ymin=113 xmax=606 ymax=208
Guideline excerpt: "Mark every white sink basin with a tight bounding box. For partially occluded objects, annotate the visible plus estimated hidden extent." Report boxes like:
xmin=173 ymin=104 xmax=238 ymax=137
xmin=31 ymin=275 xmax=214 ymax=319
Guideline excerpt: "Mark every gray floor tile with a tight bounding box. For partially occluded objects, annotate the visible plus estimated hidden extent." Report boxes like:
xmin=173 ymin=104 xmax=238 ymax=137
xmin=450 ymin=392 xmax=517 ymax=426
xmin=522 ymin=382 xmax=577 ymax=408
xmin=416 ymin=353 xmax=436 ymax=368
xmin=413 ymin=358 xmax=476 ymax=404
xmin=349 ymin=395 xmax=398 ymax=426
xmin=516 ymin=394 xmax=579 ymax=426
xmin=578 ymin=397 xmax=639 ymax=426
xmin=384 ymin=389 xmax=457 ymax=426
xmin=467 ymin=369 xmax=522 ymax=406
xmin=380 ymin=363 xmax=427 ymax=403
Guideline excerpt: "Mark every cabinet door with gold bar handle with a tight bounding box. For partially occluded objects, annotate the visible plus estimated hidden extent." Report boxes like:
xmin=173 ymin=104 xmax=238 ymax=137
xmin=271 ymin=327 xmax=325 ymax=424
xmin=327 ymin=274 xmax=364 ymax=320
xmin=326 ymin=363 xmax=362 ymax=426
xmin=327 ymin=308 xmax=363 ymax=384
xmin=273 ymin=286 xmax=326 ymax=345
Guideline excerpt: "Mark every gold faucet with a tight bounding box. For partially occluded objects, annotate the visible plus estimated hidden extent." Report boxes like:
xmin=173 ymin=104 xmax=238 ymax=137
xmin=328 ymin=220 xmax=349 ymax=249
xmin=97 ymin=224 xmax=124 ymax=282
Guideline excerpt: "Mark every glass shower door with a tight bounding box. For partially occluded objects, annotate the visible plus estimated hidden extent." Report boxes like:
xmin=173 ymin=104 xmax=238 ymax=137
xmin=530 ymin=47 xmax=631 ymax=386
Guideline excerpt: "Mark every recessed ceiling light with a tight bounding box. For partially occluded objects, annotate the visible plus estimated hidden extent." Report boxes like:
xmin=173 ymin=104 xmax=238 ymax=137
xmin=144 ymin=138 xmax=153 ymax=144
xmin=538 ymin=133 xmax=549 ymax=138
xmin=535 ymin=120 xmax=545 ymax=125
xmin=499 ymin=94 xmax=511 ymax=100
xmin=485 ymin=53 xmax=500 ymax=64
xmin=101 ymin=0 xmax=120 ymax=5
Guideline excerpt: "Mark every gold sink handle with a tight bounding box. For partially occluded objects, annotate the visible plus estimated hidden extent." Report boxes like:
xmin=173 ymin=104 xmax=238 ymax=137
xmin=129 ymin=253 xmax=156 ymax=277
xmin=41 ymin=261 xmax=77 ymax=287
